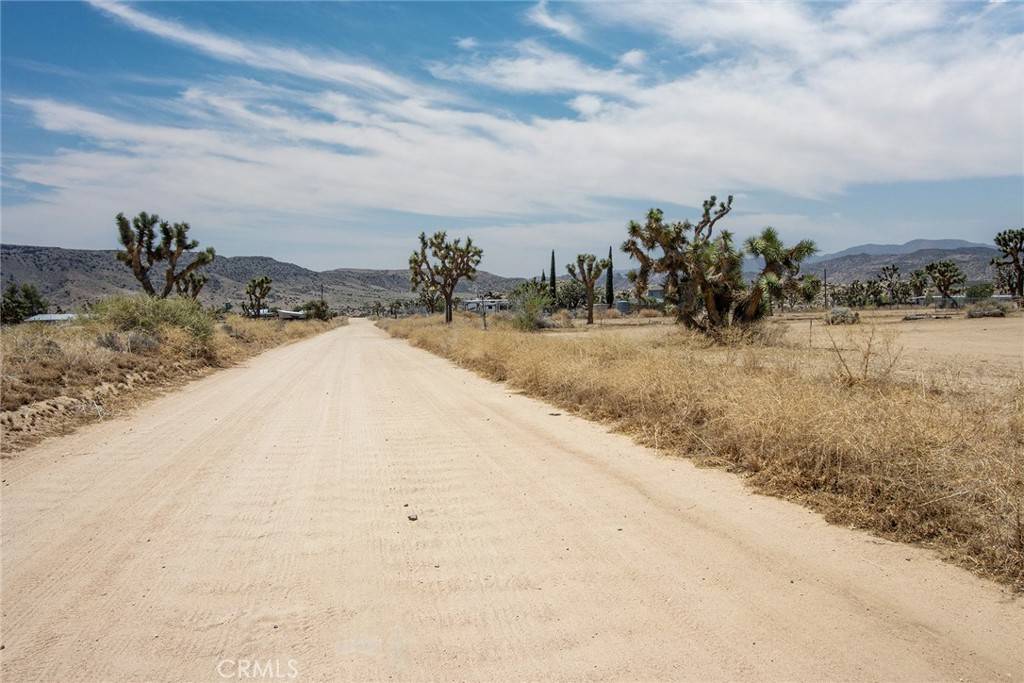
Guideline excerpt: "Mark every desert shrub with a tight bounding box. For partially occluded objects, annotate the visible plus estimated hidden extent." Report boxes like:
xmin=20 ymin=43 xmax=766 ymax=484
xmin=824 ymin=307 xmax=860 ymax=325
xmin=603 ymin=308 xmax=622 ymax=319
xmin=96 ymin=330 xmax=125 ymax=352
xmin=92 ymin=295 xmax=214 ymax=341
xmin=510 ymin=290 xmax=551 ymax=332
xmin=965 ymin=301 xmax=1011 ymax=318
xmin=301 ymin=299 xmax=333 ymax=321
xmin=638 ymin=308 xmax=660 ymax=318
xmin=550 ymin=309 xmax=574 ymax=328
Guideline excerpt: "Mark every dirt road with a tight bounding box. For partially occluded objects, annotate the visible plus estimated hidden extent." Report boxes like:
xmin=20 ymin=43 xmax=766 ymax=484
xmin=2 ymin=319 xmax=1021 ymax=681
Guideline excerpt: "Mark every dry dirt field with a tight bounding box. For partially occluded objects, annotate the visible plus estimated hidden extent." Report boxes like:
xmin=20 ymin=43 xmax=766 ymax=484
xmin=2 ymin=319 xmax=1022 ymax=681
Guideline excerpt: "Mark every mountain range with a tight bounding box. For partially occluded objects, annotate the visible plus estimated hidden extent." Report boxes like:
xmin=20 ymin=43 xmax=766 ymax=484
xmin=0 ymin=239 xmax=1000 ymax=312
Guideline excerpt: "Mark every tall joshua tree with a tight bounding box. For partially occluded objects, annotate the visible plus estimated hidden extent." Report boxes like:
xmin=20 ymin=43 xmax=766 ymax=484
xmin=878 ymin=264 xmax=901 ymax=305
xmin=567 ymin=253 xmax=610 ymax=324
xmin=409 ymin=231 xmax=483 ymax=324
xmin=909 ymin=269 xmax=928 ymax=298
xmin=741 ymin=226 xmax=817 ymax=321
xmin=115 ymin=212 xmax=215 ymax=298
xmin=925 ymin=260 xmax=966 ymax=308
xmin=549 ymin=250 xmax=557 ymax=301
xmin=991 ymin=228 xmax=1023 ymax=298
xmin=605 ymin=246 xmax=614 ymax=307
xmin=244 ymin=276 xmax=272 ymax=317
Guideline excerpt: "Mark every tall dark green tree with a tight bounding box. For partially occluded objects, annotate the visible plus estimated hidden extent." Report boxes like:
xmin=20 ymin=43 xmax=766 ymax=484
xmin=549 ymin=250 xmax=557 ymax=301
xmin=1 ymin=282 xmax=48 ymax=324
xmin=605 ymin=246 xmax=614 ymax=306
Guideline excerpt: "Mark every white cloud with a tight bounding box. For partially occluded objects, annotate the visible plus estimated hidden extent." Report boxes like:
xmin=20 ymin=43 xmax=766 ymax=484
xmin=430 ymin=42 xmax=641 ymax=97
xmin=525 ymin=1 xmax=584 ymax=42
xmin=455 ymin=36 xmax=479 ymax=50
xmin=617 ymin=49 xmax=646 ymax=69
xmin=5 ymin=1 xmax=1022 ymax=272
xmin=568 ymin=94 xmax=604 ymax=117
xmin=88 ymin=0 xmax=432 ymax=99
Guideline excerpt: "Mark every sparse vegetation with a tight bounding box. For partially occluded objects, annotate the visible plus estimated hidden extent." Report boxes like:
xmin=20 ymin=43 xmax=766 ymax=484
xmin=1 ymin=294 xmax=345 ymax=451
xmin=824 ymin=306 xmax=860 ymax=325
xmin=379 ymin=313 xmax=1024 ymax=589
xmin=965 ymin=300 xmax=1011 ymax=318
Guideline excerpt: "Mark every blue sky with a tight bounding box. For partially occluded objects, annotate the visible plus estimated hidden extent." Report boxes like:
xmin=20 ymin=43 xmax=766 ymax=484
xmin=2 ymin=1 xmax=1022 ymax=275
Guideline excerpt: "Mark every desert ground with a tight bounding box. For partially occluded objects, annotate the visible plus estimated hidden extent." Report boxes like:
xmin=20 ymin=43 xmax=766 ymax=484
xmin=2 ymin=318 xmax=1021 ymax=681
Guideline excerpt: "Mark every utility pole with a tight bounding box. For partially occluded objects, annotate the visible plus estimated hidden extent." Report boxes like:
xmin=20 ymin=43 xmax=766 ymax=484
xmin=823 ymin=268 xmax=828 ymax=308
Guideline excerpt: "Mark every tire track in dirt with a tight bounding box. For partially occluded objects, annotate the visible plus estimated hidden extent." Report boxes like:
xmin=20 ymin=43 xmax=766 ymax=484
xmin=2 ymin=319 xmax=1021 ymax=681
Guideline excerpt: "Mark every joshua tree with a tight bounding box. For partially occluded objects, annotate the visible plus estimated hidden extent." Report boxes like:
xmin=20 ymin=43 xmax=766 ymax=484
xmin=370 ymin=300 xmax=384 ymax=318
xmin=567 ymin=253 xmax=610 ymax=324
xmin=549 ymin=250 xmax=557 ymax=301
xmin=878 ymin=265 xmax=901 ymax=305
xmin=864 ymin=278 xmax=885 ymax=307
xmin=742 ymin=226 xmax=818 ymax=320
xmin=416 ymin=284 xmax=444 ymax=313
xmin=409 ymin=231 xmax=483 ymax=324
xmin=605 ymin=246 xmax=615 ymax=307
xmin=244 ymin=276 xmax=272 ymax=317
xmin=925 ymin=260 xmax=966 ymax=307
xmin=115 ymin=212 xmax=215 ymax=299
xmin=909 ymin=269 xmax=928 ymax=298
xmin=176 ymin=272 xmax=209 ymax=300
xmin=991 ymin=228 xmax=1023 ymax=298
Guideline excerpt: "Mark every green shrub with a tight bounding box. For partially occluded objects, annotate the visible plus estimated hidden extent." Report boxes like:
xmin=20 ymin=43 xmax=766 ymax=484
xmin=511 ymin=290 xmax=551 ymax=332
xmin=300 ymin=299 xmax=333 ymax=321
xmin=92 ymin=295 xmax=214 ymax=341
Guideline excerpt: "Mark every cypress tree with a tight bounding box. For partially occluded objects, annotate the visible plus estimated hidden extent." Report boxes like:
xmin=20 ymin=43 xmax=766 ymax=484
xmin=605 ymin=245 xmax=614 ymax=306
xmin=549 ymin=250 xmax=557 ymax=300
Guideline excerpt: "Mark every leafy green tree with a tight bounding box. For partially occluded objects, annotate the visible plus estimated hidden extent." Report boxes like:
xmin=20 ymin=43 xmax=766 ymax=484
xmin=115 ymin=211 xmax=215 ymax=299
xmin=964 ymin=282 xmax=994 ymax=300
xmin=991 ymin=228 xmax=1023 ymax=298
xmin=925 ymin=260 xmax=966 ymax=307
xmin=409 ymin=231 xmax=483 ymax=324
xmin=605 ymin=246 xmax=614 ymax=306
xmin=567 ymin=253 xmax=610 ymax=324
xmin=556 ymin=279 xmax=586 ymax=310
xmin=243 ymin=276 xmax=272 ymax=317
xmin=509 ymin=281 xmax=551 ymax=331
xmin=1 ymin=282 xmax=49 ymax=324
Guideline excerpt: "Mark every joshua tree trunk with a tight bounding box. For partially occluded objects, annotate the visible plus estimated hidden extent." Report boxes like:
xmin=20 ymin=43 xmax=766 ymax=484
xmin=586 ymin=289 xmax=595 ymax=324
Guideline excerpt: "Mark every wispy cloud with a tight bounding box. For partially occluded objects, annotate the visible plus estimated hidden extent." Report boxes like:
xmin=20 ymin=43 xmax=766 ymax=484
xmin=430 ymin=42 xmax=641 ymax=97
xmin=4 ymin=1 xmax=1022 ymax=272
xmin=525 ymin=1 xmax=584 ymax=42
xmin=88 ymin=0 xmax=432 ymax=99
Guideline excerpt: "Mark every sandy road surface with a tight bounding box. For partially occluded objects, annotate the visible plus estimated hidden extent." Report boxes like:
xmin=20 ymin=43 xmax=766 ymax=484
xmin=2 ymin=319 xmax=1021 ymax=681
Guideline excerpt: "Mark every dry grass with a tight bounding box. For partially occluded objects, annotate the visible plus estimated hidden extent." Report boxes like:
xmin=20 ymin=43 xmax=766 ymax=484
xmin=1 ymin=301 xmax=345 ymax=451
xmin=380 ymin=313 xmax=1024 ymax=589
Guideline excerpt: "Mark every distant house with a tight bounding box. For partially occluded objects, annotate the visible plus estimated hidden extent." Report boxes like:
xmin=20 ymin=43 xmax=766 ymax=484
xmin=647 ymin=288 xmax=665 ymax=302
xmin=464 ymin=298 xmax=510 ymax=312
xmin=24 ymin=313 xmax=78 ymax=324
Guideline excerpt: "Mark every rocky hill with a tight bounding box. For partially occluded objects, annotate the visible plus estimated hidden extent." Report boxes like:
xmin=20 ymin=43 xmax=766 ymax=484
xmin=802 ymin=246 xmax=998 ymax=283
xmin=0 ymin=244 xmax=524 ymax=313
